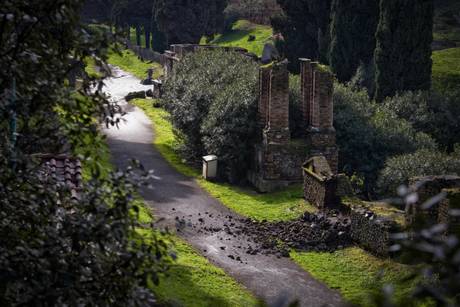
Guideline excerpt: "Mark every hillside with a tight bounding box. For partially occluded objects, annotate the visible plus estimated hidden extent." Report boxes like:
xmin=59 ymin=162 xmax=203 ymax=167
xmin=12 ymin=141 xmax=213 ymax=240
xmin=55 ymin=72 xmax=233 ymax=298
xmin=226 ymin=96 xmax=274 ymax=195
xmin=201 ymin=20 xmax=273 ymax=57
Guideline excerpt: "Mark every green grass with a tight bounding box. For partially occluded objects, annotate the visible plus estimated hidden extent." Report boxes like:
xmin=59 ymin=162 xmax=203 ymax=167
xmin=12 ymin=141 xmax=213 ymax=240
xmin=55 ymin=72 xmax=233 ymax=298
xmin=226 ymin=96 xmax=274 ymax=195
xmin=432 ymin=47 xmax=460 ymax=93
xmin=108 ymin=49 xmax=162 ymax=80
xmin=202 ymin=20 xmax=273 ymax=57
xmin=131 ymin=99 xmax=315 ymax=221
xmin=291 ymin=248 xmax=421 ymax=306
xmin=153 ymin=237 xmax=257 ymax=307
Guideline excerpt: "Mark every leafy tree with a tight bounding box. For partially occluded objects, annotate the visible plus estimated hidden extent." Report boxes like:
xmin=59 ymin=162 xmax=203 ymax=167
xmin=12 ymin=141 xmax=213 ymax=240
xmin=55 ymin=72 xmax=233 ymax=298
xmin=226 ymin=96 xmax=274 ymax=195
xmin=329 ymin=0 xmax=379 ymax=82
xmin=163 ymin=49 xmax=259 ymax=182
xmin=377 ymin=147 xmax=460 ymax=196
xmin=374 ymin=0 xmax=434 ymax=102
xmin=0 ymin=0 xmax=171 ymax=305
xmin=154 ymin=0 xmax=228 ymax=44
xmin=272 ymin=0 xmax=332 ymax=72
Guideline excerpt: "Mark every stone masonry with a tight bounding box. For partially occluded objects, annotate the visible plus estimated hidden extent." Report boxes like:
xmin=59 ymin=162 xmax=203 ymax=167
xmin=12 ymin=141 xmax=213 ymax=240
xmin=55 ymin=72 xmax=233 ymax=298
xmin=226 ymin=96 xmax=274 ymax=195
xmin=249 ymin=58 xmax=339 ymax=193
xmin=300 ymin=58 xmax=338 ymax=174
xmin=407 ymin=175 xmax=460 ymax=233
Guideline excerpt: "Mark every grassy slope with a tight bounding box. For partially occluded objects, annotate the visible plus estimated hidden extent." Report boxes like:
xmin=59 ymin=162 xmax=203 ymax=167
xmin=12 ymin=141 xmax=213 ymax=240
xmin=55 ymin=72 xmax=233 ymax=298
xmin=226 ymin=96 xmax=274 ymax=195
xmin=291 ymin=248 xmax=420 ymax=306
xmin=432 ymin=47 xmax=460 ymax=93
xmin=202 ymin=20 xmax=273 ymax=57
xmin=108 ymin=49 xmax=162 ymax=80
xmin=132 ymin=99 xmax=315 ymax=221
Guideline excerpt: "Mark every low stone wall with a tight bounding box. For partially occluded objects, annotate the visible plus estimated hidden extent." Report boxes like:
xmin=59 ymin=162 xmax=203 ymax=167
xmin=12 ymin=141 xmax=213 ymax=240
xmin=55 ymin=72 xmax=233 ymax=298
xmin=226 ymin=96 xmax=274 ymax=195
xmin=439 ymin=188 xmax=460 ymax=235
xmin=349 ymin=206 xmax=401 ymax=256
xmin=125 ymin=41 xmax=163 ymax=63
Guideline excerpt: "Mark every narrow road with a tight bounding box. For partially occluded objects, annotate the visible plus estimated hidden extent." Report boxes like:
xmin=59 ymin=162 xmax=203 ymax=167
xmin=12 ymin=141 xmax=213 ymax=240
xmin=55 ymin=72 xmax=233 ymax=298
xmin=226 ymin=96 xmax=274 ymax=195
xmin=103 ymin=67 xmax=343 ymax=307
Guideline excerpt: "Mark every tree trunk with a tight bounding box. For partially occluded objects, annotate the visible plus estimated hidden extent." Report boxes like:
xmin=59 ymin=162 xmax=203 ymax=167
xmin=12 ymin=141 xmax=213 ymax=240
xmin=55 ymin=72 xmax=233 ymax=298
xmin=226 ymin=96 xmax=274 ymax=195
xmin=135 ymin=24 xmax=141 ymax=46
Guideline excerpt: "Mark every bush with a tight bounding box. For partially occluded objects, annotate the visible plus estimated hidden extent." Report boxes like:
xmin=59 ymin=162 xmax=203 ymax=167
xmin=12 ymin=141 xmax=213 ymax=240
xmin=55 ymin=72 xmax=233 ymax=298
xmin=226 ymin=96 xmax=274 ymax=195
xmin=163 ymin=49 xmax=259 ymax=182
xmin=383 ymin=90 xmax=460 ymax=151
xmin=333 ymin=83 xmax=437 ymax=195
xmin=377 ymin=147 xmax=460 ymax=196
xmin=349 ymin=60 xmax=376 ymax=98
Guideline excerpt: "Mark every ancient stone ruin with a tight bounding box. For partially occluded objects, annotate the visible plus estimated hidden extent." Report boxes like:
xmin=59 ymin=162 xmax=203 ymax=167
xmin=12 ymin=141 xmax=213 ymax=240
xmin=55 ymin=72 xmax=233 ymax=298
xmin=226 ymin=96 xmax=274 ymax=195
xmin=248 ymin=58 xmax=338 ymax=196
xmin=407 ymin=175 xmax=460 ymax=234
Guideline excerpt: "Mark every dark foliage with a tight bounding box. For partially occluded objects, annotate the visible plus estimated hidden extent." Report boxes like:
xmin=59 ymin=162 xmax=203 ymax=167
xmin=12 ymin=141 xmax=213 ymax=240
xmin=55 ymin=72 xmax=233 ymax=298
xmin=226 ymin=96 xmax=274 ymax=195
xmin=374 ymin=188 xmax=460 ymax=306
xmin=272 ymin=0 xmax=332 ymax=72
xmin=383 ymin=90 xmax=460 ymax=151
xmin=154 ymin=0 xmax=228 ymax=44
xmin=374 ymin=0 xmax=434 ymax=102
xmin=332 ymin=84 xmax=437 ymax=196
xmin=0 ymin=0 xmax=172 ymax=305
xmin=329 ymin=0 xmax=379 ymax=82
xmin=163 ymin=50 xmax=259 ymax=182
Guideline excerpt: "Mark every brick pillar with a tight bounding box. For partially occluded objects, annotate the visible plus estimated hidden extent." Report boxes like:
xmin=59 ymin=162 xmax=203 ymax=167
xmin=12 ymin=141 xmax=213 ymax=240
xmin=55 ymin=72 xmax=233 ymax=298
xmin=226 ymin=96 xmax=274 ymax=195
xmin=258 ymin=67 xmax=271 ymax=131
xmin=300 ymin=58 xmax=313 ymax=129
xmin=264 ymin=61 xmax=290 ymax=145
xmin=317 ymin=70 xmax=334 ymax=129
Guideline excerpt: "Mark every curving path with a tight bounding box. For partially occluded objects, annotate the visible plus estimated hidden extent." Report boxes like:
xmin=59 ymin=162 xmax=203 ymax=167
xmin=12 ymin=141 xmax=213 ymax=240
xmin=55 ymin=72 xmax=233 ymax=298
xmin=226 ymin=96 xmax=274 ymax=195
xmin=103 ymin=66 xmax=343 ymax=307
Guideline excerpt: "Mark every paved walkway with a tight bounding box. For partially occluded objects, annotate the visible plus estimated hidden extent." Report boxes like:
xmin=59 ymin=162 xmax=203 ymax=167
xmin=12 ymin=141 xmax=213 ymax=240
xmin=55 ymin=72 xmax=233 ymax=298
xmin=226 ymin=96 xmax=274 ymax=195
xmin=103 ymin=67 xmax=343 ymax=307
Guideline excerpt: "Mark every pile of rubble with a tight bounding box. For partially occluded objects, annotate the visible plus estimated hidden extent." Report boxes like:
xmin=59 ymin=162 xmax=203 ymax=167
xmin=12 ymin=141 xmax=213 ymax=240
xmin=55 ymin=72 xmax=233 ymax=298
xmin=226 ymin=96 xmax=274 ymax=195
xmin=236 ymin=211 xmax=352 ymax=256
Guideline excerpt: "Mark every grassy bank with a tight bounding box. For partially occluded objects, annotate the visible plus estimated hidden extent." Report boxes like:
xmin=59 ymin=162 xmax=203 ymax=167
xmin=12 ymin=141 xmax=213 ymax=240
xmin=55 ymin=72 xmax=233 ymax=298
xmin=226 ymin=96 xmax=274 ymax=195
xmin=432 ymin=47 xmax=460 ymax=93
xmin=202 ymin=20 xmax=272 ymax=57
xmin=291 ymin=248 xmax=420 ymax=306
xmin=132 ymin=99 xmax=315 ymax=221
xmin=108 ymin=49 xmax=162 ymax=80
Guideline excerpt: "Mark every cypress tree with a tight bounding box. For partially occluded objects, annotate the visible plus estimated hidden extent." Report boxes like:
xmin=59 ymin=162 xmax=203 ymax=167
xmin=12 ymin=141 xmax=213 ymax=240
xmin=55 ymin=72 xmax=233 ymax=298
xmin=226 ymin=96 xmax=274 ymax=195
xmin=374 ymin=0 xmax=434 ymax=102
xmin=329 ymin=0 xmax=379 ymax=82
xmin=272 ymin=0 xmax=332 ymax=72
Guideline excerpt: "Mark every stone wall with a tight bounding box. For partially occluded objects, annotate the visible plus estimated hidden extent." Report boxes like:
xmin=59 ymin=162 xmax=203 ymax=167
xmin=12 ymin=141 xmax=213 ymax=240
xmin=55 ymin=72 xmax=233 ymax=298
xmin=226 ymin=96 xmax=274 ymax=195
xmin=349 ymin=206 xmax=401 ymax=257
xmin=126 ymin=41 xmax=163 ymax=63
xmin=407 ymin=175 xmax=460 ymax=229
xmin=438 ymin=188 xmax=460 ymax=235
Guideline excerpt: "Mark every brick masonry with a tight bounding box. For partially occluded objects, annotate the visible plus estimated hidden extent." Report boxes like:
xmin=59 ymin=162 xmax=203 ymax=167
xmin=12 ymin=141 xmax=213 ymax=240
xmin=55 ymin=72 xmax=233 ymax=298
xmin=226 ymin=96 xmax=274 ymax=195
xmin=250 ymin=58 xmax=339 ymax=192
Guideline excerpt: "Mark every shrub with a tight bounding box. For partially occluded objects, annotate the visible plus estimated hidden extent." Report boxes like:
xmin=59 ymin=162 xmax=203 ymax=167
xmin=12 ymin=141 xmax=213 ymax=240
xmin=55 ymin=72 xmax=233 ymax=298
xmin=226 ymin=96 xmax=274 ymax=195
xmin=383 ymin=90 xmax=460 ymax=151
xmin=377 ymin=147 xmax=460 ymax=196
xmin=333 ymin=83 xmax=437 ymax=195
xmin=163 ymin=49 xmax=259 ymax=182
xmin=349 ymin=60 xmax=376 ymax=98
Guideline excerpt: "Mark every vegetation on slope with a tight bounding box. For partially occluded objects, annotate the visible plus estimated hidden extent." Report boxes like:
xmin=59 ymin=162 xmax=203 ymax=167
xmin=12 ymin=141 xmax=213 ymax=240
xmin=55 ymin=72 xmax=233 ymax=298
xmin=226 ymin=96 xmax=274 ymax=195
xmin=202 ymin=20 xmax=273 ymax=57
xmin=432 ymin=47 xmax=460 ymax=93
xmin=291 ymin=248 xmax=420 ymax=306
xmin=108 ymin=48 xmax=163 ymax=80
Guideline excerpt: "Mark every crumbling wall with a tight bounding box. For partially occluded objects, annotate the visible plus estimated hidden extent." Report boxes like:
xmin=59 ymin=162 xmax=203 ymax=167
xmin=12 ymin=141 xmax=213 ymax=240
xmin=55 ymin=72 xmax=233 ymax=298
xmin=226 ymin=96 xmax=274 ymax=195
xmin=349 ymin=206 xmax=401 ymax=256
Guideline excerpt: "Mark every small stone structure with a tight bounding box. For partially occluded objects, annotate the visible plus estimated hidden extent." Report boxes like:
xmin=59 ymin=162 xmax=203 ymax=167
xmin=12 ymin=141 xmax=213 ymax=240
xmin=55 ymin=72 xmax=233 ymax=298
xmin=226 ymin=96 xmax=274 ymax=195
xmin=249 ymin=58 xmax=338 ymax=192
xmin=349 ymin=205 xmax=402 ymax=257
xmin=302 ymin=156 xmax=337 ymax=209
xmin=407 ymin=175 xmax=460 ymax=233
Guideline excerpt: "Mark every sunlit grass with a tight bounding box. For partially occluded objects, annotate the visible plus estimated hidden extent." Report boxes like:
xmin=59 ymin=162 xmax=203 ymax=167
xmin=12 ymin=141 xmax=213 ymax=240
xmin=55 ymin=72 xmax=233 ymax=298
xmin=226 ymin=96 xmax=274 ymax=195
xmin=432 ymin=47 xmax=460 ymax=93
xmin=202 ymin=20 xmax=273 ymax=57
